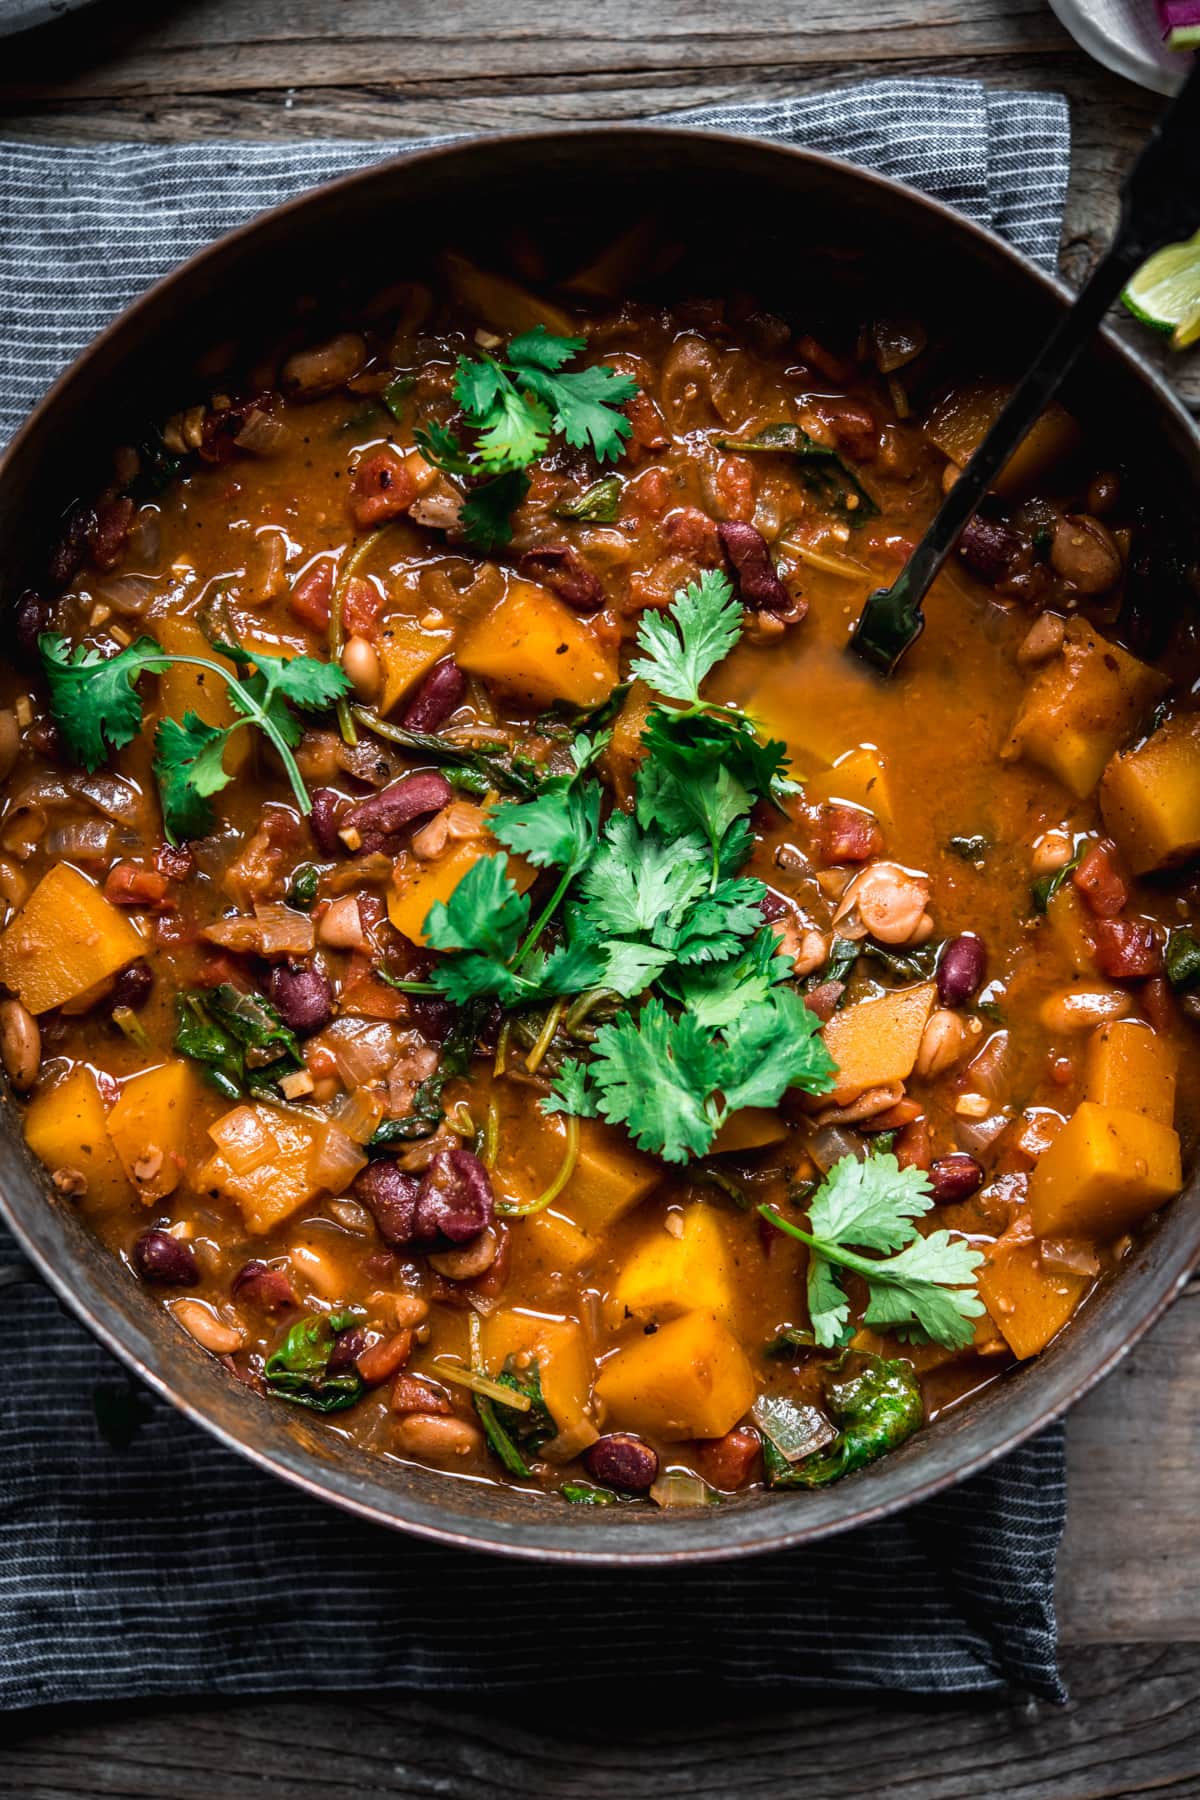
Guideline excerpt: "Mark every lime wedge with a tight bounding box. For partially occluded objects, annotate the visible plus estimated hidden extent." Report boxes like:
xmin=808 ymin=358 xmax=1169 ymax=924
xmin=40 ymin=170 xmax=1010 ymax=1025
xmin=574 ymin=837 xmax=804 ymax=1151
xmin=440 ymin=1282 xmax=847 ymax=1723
xmin=1122 ymin=229 xmax=1200 ymax=351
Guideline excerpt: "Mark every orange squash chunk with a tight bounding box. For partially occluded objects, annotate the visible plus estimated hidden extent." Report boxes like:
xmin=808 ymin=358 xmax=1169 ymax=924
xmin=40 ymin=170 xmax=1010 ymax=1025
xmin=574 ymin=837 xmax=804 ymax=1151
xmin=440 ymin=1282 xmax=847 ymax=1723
xmin=1083 ymin=1020 xmax=1176 ymax=1126
xmin=457 ymin=580 xmax=618 ymax=710
xmin=1028 ymin=1100 xmax=1181 ymax=1239
xmin=481 ymin=1308 xmax=596 ymax=1450
xmin=0 ymin=864 xmax=144 ymax=1015
xmin=820 ymin=982 xmax=936 ymax=1105
xmin=595 ymin=1310 xmax=755 ymax=1442
xmin=377 ymin=615 xmax=453 ymax=715
xmin=1099 ymin=712 xmax=1200 ymax=875
xmin=23 ymin=1066 xmax=129 ymax=1214
xmin=387 ymin=841 xmax=537 ymax=947
xmin=977 ymin=1215 xmax=1089 ymax=1359
xmin=107 ymin=1060 xmax=203 ymax=1203
xmin=200 ymin=1103 xmax=334 ymax=1236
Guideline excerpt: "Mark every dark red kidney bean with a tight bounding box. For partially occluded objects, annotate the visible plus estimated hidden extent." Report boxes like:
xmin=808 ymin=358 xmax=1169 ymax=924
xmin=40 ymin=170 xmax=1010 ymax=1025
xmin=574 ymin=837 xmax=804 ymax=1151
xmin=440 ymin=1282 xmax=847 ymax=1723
xmin=107 ymin=958 xmax=154 ymax=1014
xmin=519 ymin=544 xmax=605 ymax=613
xmin=718 ymin=520 xmax=791 ymax=612
xmin=759 ymin=890 xmax=791 ymax=924
xmin=585 ymin=1433 xmax=659 ymax=1493
xmin=327 ymin=1327 xmax=369 ymax=1373
xmin=957 ymin=514 xmax=1020 ymax=584
xmin=232 ymin=1259 xmax=296 ymax=1310
xmin=342 ymin=771 xmax=452 ymax=854
xmin=89 ymin=496 xmax=135 ymax=572
xmin=400 ymin=657 xmax=466 ymax=732
xmin=804 ymin=980 xmax=844 ymax=1023
xmin=937 ymin=933 xmax=986 ymax=1008
xmin=355 ymin=1161 xmax=422 ymax=1248
xmin=133 ymin=1229 xmax=198 ymax=1285
xmin=269 ymin=961 xmax=333 ymax=1034
xmin=14 ymin=590 xmax=53 ymax=662
xmin=929 ymin=1154 xmax=984 ymax=1202
xmin=414 ymin=1146 xmax=494 ymax=1245
xmin=47 ymin=504 xmax=95 ymax=590
xmin=309 ymin=787 xmax=348 ymax=856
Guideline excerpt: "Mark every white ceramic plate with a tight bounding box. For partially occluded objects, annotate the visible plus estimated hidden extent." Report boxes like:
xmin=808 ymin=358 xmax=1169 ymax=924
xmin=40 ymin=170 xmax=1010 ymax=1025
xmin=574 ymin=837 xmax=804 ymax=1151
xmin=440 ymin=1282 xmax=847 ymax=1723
xmin=1049 ymin=0 xmax=1187 ymax=93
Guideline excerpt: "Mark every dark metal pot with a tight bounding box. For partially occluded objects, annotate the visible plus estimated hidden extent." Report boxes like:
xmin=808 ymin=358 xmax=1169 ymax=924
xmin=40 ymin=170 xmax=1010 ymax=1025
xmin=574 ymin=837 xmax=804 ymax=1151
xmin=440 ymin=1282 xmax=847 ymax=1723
xmin=1 ymin=127 xmax=1196 ymax=1563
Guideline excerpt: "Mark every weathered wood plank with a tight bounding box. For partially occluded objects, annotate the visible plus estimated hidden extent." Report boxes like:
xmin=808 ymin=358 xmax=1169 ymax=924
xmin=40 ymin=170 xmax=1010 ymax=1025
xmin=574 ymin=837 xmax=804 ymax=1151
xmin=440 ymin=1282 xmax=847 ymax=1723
xmin=1 ymin=1643 xmax=1198 ymax=1798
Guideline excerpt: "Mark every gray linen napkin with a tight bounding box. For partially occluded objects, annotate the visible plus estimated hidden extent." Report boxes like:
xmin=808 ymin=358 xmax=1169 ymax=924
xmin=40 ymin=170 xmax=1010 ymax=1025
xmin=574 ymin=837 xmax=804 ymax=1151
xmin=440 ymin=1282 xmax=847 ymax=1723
xmin=0 ymin=78 xmax=1072 ymax=1707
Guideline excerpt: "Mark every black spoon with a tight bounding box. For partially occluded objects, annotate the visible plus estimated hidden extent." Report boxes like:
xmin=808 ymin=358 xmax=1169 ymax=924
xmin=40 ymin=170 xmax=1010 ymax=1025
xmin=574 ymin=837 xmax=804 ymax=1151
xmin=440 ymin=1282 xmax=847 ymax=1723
xmin=851 ymin=58 xmax=1200 ymax=676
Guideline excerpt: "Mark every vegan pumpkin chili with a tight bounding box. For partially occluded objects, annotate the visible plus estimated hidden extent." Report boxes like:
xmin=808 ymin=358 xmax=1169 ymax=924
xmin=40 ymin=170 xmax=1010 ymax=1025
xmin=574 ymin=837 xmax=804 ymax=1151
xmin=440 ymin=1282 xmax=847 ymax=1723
xmin=3 ymin=243 xmax=1198 ymax=1506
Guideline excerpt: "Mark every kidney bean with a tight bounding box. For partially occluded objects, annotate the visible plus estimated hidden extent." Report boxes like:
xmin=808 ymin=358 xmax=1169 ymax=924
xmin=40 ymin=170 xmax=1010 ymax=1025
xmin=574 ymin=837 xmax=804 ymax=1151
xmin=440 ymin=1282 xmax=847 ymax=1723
xmin=47 ymin=505 xmax=95 ymax=590
xmin=355 ymin=1161 xmax=422 ymax=1248
xmin=89 ymin=496 xmax=135 ymax=572
xmin=309 ymin=787 xmax=348 ymax=856
xmin=929 ymin=1154 xmax=984 ymax=1202
xmin=342 ymin=771 xmax=452 ymax=854
xmin=107 ymin=959 xmax=154 ymax=1013
xmin=957 ymin=514 xmax=1020 ymax=584
xmin=414 ymin=1146 xmax=494 ymax=1245
xmin=718 ymin=519 xmax=791 ymax=612
xmin=410 ymin=994 xmax=456 ymax=1044
xmin=1142 ymin=976 xmax=1175 ymax=1036
xmin=519 ymin=544 xmax=605 ymax=613
xmin=804 ymin=980 xmax=845 ymax=1022
xmin=1094 ymin=919 xmax=1164 ymax=980
xmin=937 ymin=933 xmax=986 ymax=1008
xmin=400 ymin=657 xmax=466 ymax=732
xmin=584 ymin=1433 xmax=659 ymax=1493
xmin=269 ymin=961 xmax=333 ymax=1034
xmin=327 ymin=1326 xmax=369 ymax=1374
xmin=759 ymin=890 xmax=791 ymax=924
xmin=231 ymin=1259 xmax=295 ymax=1310
xmin=133 ymin=1229 xmax=198 ymax=1286
xmin=14 ymin=590 xmax=53 ymax=661
xmin=693 ymin=1426 xmax=762 ymax=1491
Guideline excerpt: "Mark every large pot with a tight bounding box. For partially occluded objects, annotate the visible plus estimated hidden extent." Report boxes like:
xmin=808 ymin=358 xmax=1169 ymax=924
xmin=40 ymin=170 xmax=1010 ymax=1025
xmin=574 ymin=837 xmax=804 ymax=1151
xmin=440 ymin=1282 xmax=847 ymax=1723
xmin=1 ymin=127 xmax=1196 ymax=1562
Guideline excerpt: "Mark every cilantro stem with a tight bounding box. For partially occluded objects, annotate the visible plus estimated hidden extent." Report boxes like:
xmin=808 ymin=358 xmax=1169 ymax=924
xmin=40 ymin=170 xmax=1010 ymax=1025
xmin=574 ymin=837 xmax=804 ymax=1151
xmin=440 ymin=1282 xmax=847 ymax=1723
xmin=497 ymin=1113 xmax=579 ymax=1216
xmin=511 ymin=865 xmax=576 ymax=974
xmin=136 ymin=653 xmax=314 ymax=816
xmin=331 ymin=527 xmax=389 ymax=747
xmin=757 ymin=1203 xmax=961 ymax=1292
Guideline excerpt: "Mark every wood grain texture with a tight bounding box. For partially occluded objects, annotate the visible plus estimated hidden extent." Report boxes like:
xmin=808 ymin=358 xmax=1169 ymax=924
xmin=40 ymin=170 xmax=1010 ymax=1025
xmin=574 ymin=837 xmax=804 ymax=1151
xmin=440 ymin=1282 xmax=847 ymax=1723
xmin=1 ymin=1643 xmax=1198 ymax=1798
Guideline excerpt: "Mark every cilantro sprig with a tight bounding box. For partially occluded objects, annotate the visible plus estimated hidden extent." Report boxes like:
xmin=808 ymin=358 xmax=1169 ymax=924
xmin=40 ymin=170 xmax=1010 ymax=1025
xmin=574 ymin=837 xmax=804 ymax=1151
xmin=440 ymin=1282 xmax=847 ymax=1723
xmin=40 ymin=631 xmax=350 ymax=844
xmin=415 ymin=327 xmax=638 ymax=549
xmin=758 ymin=1149 xmax=985 ymax=1352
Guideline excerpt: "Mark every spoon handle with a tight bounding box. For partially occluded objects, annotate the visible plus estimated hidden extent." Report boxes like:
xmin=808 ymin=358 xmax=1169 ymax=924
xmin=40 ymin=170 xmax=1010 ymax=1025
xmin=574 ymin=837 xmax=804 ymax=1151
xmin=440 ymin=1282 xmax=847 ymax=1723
xmin=851 ymin=59 xmax=1200 ymax=675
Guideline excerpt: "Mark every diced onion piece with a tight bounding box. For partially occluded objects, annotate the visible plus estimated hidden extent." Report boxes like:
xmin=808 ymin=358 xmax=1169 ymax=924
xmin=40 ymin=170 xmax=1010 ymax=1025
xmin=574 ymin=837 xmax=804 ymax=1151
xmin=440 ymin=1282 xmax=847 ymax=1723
xmin=322 ymin=1018 xmax=399 ymax=1087
xmin=539 ymin=1417 xmax=600 ymax=1463
xmin=208 ymin=1104 xmax=277 ymax=1176
xmin=1039 ymin=1238 xmax=1101 ymax=1279
xmin=332 ymin=1084 xmax=387 ymax=1145
xmin=234 ymin=407 xmax=288 ymax=455
xmin=752 ymin=1394 xmax=836 ymax=1464
xmin=310 ymin=1121 xmax=369 ymax=1194
xmin=650 ymin=1471 xmax=713 ymax=1509
xmin=253 ymin=900 xmax=316 ymax=957
xmin=44 ymin=820 xmax=115 ymax=863
xmin=807 ymin=1124 xmax=866 ymax=1173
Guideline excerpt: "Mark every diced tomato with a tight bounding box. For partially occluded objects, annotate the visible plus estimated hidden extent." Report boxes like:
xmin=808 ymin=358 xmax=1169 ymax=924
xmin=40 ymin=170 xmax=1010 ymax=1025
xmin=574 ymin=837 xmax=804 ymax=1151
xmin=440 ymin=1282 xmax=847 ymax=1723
xmin=624 ymin=392 xmax=669 ymax=453
xmin=714 ymin=454 xmax=756 ymax=521
xmin=349 ymin=447 xmax=417 ymax=528
xmin=893 ymin=1116 xmax=932 ymax=1170
xmin=693 ymin=1427 xmax=762 ymax=1490
xmin=356 ymin=1329 xmax=414 ymax=1386
xmin=1142 ymin=976 xmax=1175 ymax=1034
xmin=1093 ymin=918 xmax=1163 ymax=980
xmin=620 ymin=466 xmax=671 ymax=523
xmin=812 ymin=397 xmax=878 ymax=463
xmin=338 ymin=973 xmax=409 ymax=1021
xmin=809 ymin=803 xmax=882 ymax=865
xmin=391 ymin=1374 xmax=453 ymax=1416
xmin=1072 ymin=840 xmax=1129 ymax=918
xmin=341 ymin=575 xmax=384 ymax=642
xmin=288 ymin=557 xmax=334 ymax=630
xmin=103 ymin=862 xmax=170 ymax=908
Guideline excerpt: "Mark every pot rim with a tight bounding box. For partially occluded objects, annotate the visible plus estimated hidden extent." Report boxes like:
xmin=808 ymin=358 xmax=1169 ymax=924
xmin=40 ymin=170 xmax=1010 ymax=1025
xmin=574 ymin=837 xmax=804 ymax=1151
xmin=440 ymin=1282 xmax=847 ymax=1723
xmin=2 ymin=122 xmax=1198 ymax=1564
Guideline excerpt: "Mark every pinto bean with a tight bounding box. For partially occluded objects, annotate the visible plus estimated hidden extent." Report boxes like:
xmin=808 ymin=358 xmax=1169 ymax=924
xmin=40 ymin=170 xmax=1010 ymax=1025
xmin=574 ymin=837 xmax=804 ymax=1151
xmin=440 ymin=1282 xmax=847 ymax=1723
xmin=0 ymin=998 xmax=40 ymax=1092
xmin=718 ymin=520 xmax=791 ymax=612
xmin=355 ymin=1160 xmax=422 ymax=1248
xmin=341 ymin=771 xmax=452 ymax=854
xmin=414 ymin=1146 xmax=494 ymax=1245
xmin=341 ymin=634 xmax=381 ymax=701
xmin=173 ymin=1299 xmax=244 ymax=1355
xmin=268 ymin=962 xmax=333 ymax=1035
xmin=1050 ymin=513 xmax=1122 ymax=594
xmin=231 ymin=1259 xmax=295 ymax=1310
xmin=937 ymin=934 xmax=986 ymax=1008
xmin=915 ymin=1009 xmax=970 ymax=1077
xmin=519 ymin=544 xmax=605 ymax=613
xmin=929 ymin=1154 xmax=984 ymax=1201
xmin=400 ymin=658 xmax=466 ymax=732
xmin=133 ymin=1229 xmax=199 ymax=1286
xmin=394 ymin=1412 xmax=484 ymax=1464
xmin=585 ymin=1433 xmax=659 ymax=1492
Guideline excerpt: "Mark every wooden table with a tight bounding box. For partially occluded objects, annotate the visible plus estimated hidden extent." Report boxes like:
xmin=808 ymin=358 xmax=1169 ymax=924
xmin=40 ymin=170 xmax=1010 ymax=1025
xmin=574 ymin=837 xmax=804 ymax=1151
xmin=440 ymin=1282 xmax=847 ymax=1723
xmin=2 ymin=4 xmax=1199 ymax=1793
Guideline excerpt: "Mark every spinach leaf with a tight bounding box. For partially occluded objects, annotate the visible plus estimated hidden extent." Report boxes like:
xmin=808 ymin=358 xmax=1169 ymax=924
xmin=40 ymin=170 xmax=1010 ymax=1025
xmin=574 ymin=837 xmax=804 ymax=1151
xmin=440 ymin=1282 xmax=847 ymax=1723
xmin=175 ymin=983 xmax=303 ymax=1101
xmin=717 ymin=424 xmax=879 ymax=525
xmin=368 ymin=1000 xmax=484 ymax=1151
xmin=1032 ymin=845 xmax=1083 ymax=914
xmin=763 ymin=1354 xmax=923 ymax=1489
xmin=286 ymin=863 xmax=321 ymax=911
xmin=561 ymin=1481 xmax=619 ymax=1505
xmin=264 ymin=1310 xmax=364 ymax=1413
xmin=805 ymin=933 xmax=859 ymax=993
xmin=382 ymin=373 xmax=416 ymax=421
xmin=535 ymin=680 xmax=631 ymax=742
xmin=474 ymin=1359 xmax=556 ymax=1478
xmin=555 ymin=474 xmax=623 ymax=522
xmin=1166 ymin=928 xmax=1200 ymax=991
xmin=860 ymin=936 xmax=942 ymax=982
xmin=353 ymin=709 xmax=544 ymax=798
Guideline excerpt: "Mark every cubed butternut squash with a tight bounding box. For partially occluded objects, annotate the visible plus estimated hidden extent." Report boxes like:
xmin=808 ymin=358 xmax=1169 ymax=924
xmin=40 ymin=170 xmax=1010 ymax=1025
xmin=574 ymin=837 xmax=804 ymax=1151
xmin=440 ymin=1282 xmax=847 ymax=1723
xmin=805 ymin=746 xmax=893 ymax=829
xmin=1045 ymin=883 xmax=1097 ymax=978
xmin=926 ymin=382 xmax=1082 ymax=498
xmin=819 ymin=981 xmax=936 ymax=1105
xmin=610 ymin=1203 xmax=740 ymax=1326
xmin=1099 ymin=712 xmax=1200 ymax=875
xmin=481 ymin=1308 xmax=595 ymax=1447
xmin=0 ymin=864 xmax=144 ymax=1015
xmin=151 ymin=616 xmax=250 ymax=775
xmin=457 ymin=579 xmax=618 ymax=710
xmin=387 ymin=840 xmax=537 ymax=947
xmin=23 ymin=1066 xmax=129 ymax=1213
xmin=595 ymin=1310 xmax=755 ymax=1442
xmin=976 ymin=1214 xmax=1089 ymax=1359
xmin=1003 ymin=618 xmax=1168 ymax=799
xmin=199 ymin=1102 xmax=331 ymax=1235
xmin=1028 ymin=1100 xmax=1181 ymax=1239
xmin=560 ymin=1119 xmax=662 ymax=1235
xmin=1083 ymin=1020 xmax=1176 ymax=1126
xmin=106 ymin=1060 xmax=202 ymax=1203
xmin=517 ymin=1209 xmax=596 ymax=1281
xmin=376 ymin=615 xmax=454 ymax=715
xmin=709 ymin=1107 xmax=790 ymax=1156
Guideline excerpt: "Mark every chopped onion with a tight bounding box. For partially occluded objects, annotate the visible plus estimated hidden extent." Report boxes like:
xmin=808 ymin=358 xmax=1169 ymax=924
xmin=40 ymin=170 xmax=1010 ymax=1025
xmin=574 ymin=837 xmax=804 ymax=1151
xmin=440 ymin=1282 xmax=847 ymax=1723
xmin=752 ymin=1394 xmax=837 ymax=1464
xmin=650 ymin=1471 xmax=713 ymax=1509
xmin=234 ymin=407 xmax=289 ymax=456
xmin=332 ymin=1085 xmax=386 ymax=1145
xmin=93 ymin=574 xmax=158 ymax=616
xmin=208 ymin=1104 xmax=275 ymax=1176
xmin=807 ymin=1124 xmax=866 ymax=1173
xmin=323 ymin=1018 xmax=400 ymax=1087
xmin=1040 ymin=1238 xmax=1100 ymax=1280
xmin=963 ymin=1029 xmax=1012 ymax=1100
xmin=871 ymin=317 xmax=928 ymax=373
xmin=204 ymin=903 xmax=314 ymax=958
xmin=44 ymin=819 xmax=114 ymax=864
xmin=72 ymin=773 xmax=145 ymax=823
xmin=539 ymin=1418 xmax=600 ymax=1463
xmin=954 ymin=1111 xmax=1012 ymax=1158
xmin=311 ymin=1122 xmax=368 ymax=1193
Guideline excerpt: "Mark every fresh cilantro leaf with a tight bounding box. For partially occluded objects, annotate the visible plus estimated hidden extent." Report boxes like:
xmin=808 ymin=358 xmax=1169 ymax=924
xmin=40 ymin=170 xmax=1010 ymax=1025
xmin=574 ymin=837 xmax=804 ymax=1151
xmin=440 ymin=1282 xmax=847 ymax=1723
xmin=661 ymin=927 xmax=791 ymax=1030
xmin=153 ymin=712 xmax=233 ymax=842
xmin=521 ymin=359 xmax=638 ymax=462
xmin=39 ymin=633 xmax=164 ymax=769
xmin=431 ymin=953 xmax=528 ymax=1008
xmin=629 ymin=570 xmax=741 ymax=706
xmin=599 ymin=937 xmax=675 ymax=997
xmin=506 ymin=326 xmax=585 ymax=371
xmin=587 ymin=999 xmax=719 ymax=1163
xmin=808 ymin=1149 xmax=934 ymax=1253
xmin=474 ymin=384 xmax=552 ymax=472
xmin=423 ymin=853 xmax=529 ymax=963
xmin=413 ymin=418 xmax=476 ymax=477
xmin=489 ymin=755 xmax=602 ymax=875
xmin=531 ymin=933 xmax=610 ymax=997
xmin=805 ymin=1257 xmax=855 ymax=1351
xmin=858 ymin=1230 xmax=987 ymax=1347
xmin=542 ymin=1058 xmax=599 ymax=1119
xmin=637 ymin=737 xmax=752 ymax=872
xmin=714 ymin=987 xmax=836 ymax=1113
xmin=460 ymin=469 xmax=531 ymax=550
xmin=578 ymin=813 xmax=708 ymax=939
xmin=669 ymin=876 xmax=767 ymax=965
